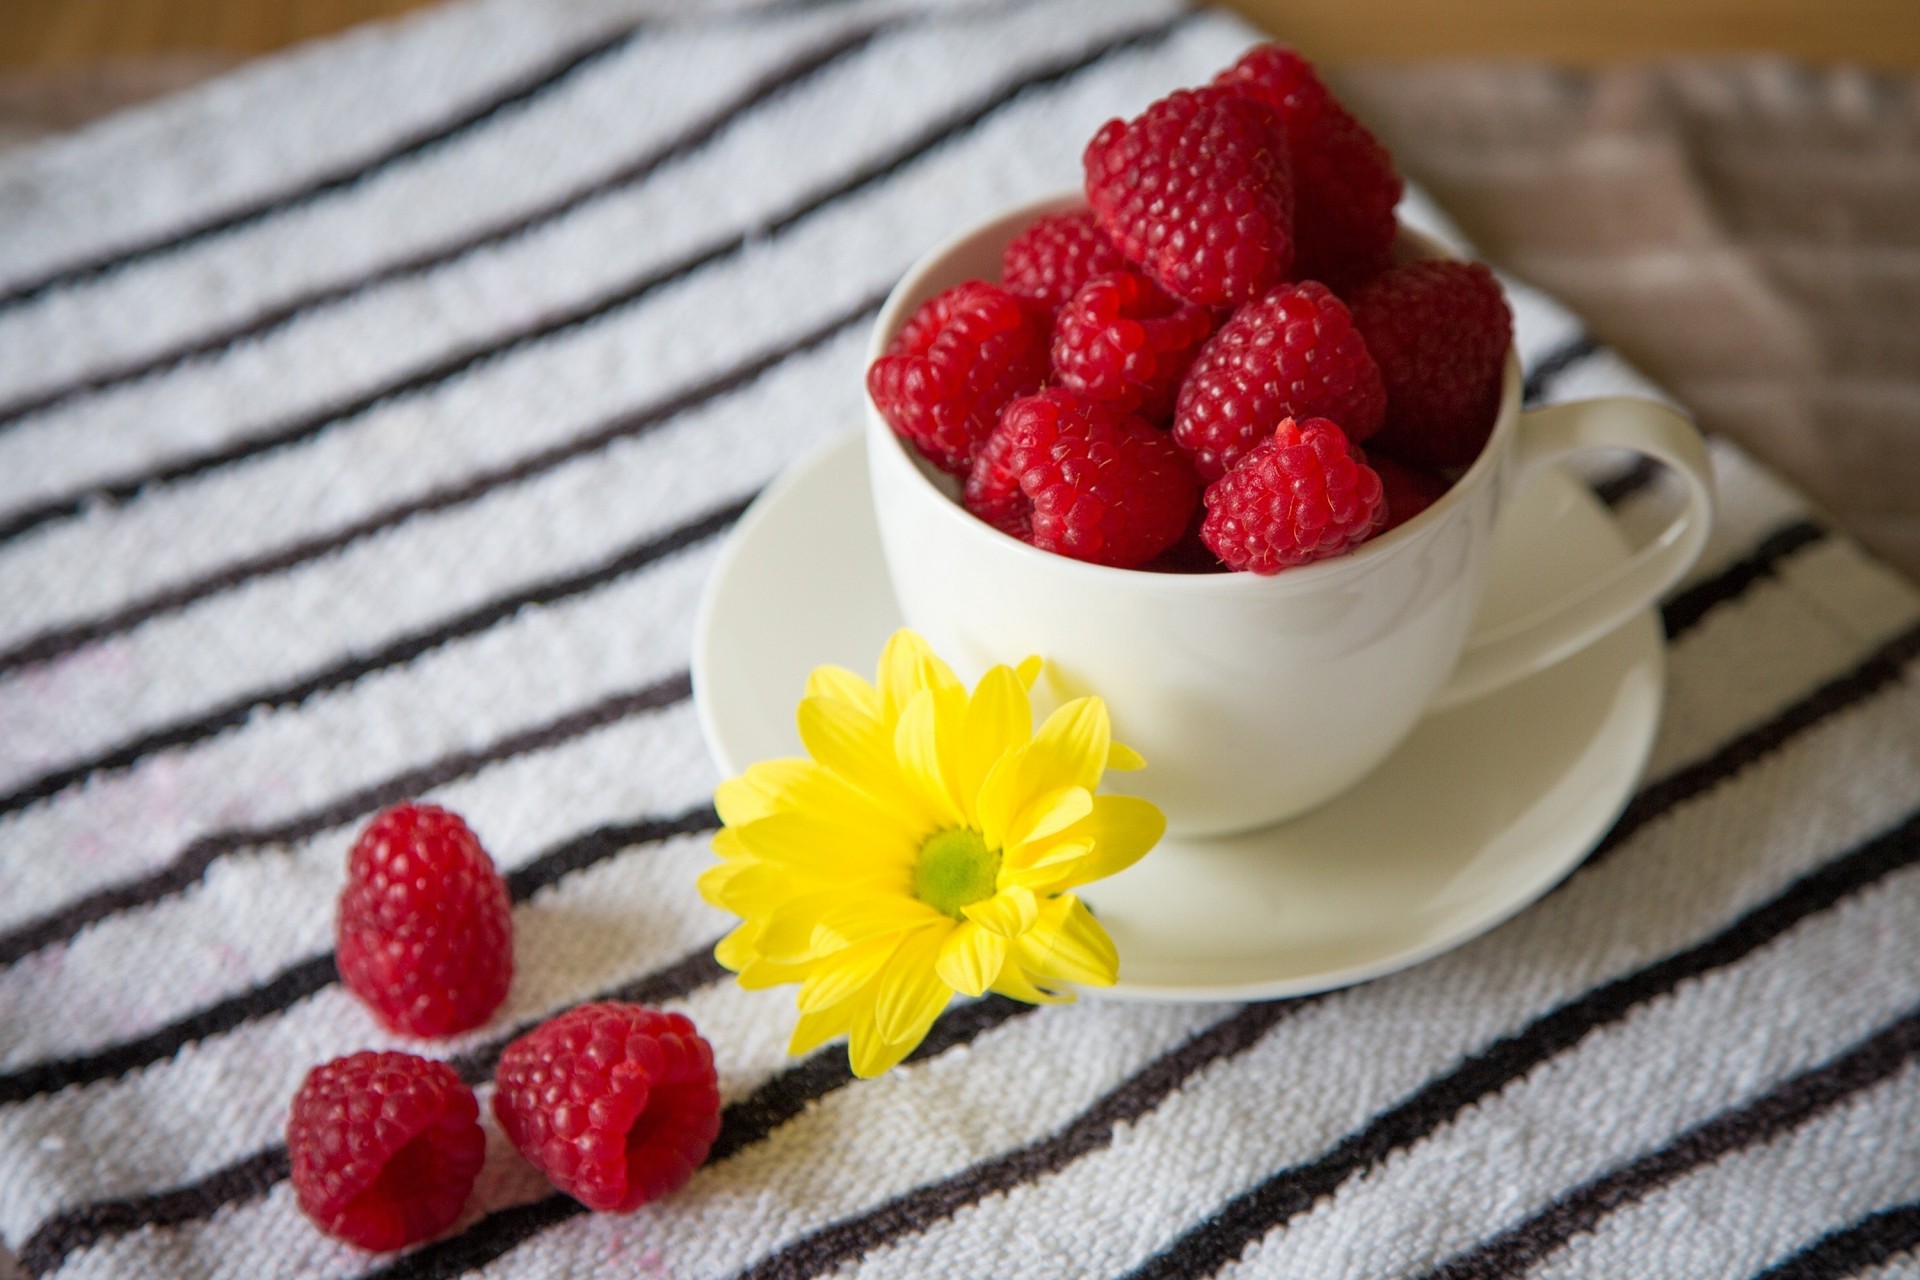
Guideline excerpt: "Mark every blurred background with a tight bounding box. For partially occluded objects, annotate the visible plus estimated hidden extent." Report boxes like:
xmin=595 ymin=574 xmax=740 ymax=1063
xmin=3 ymin=0 xmax=1918 ymax=575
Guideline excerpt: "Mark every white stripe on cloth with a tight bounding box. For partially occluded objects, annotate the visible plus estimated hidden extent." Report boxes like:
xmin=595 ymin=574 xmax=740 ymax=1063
xmin=1532 ymin=1059 xmax=1920 ymax=1280
xmin=0 ymin=0 xmax=922 ymax=410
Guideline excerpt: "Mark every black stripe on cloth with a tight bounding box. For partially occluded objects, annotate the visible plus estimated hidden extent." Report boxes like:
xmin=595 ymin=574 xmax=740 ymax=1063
xmin=0 ymin=25 xmax=646 ymax=312
xmin=13 ymin=940 xmax=734 ymax=1278
xmin=0 ymin=492 xmax=751 ymax=818
xmin=350 ymin=995 xmax=1037 ymax=1280
xmin=1662 ymin=520 xmax=1829 ymax=641
xmin=734 ymin=999 xmax=1308 ymax=1280
xmin=0 ymin=12 xmax=1195 ymax=548
xmin=0 ymin=18 xmax=895 ymax=432
xmin=0 ymin=670 xmax=690 ymax=968
xmin=1589 ymin=618 xmax=1920 ymax=867
xmin=0 ymin=804 xmax=719 ymax=1105
xmin=1421 ymin=1005 xmax=1920 ymax=1280
xmin=1753 ymin=1202 xmax=1920 ymax=1279
xmin=1118 ymin=803 xmax=1920 ymax=1280
xmin=1521 ymin=334 xmax=1600 ymax=406
xmin=0 ymin=293 xmax=881 ymax=679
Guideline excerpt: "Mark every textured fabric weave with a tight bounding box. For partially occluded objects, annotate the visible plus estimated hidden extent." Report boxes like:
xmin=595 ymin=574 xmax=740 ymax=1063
xmin=1 ymin=1 xmax=1918 ymax=1277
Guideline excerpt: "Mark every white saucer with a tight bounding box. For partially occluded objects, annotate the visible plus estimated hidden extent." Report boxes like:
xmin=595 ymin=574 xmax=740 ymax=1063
xmin=692 ymin=433 xmax=1664 ymax=1003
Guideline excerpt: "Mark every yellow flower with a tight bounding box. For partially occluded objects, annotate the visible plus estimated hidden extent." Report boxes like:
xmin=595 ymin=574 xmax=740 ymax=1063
xmin=700 ymin=630 xmax=1165 ymax=1077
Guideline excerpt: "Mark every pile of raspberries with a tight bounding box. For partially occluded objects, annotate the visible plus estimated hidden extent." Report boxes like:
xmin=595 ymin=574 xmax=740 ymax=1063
xmin=868 ymin=44 xmax=1514 ymax=574
xmin=286 ymin=803 xmax=722 ymax=1252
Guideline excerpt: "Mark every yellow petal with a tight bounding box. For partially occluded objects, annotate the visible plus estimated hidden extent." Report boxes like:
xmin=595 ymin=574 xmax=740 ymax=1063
xmin=714 ymin=758 xmax=807 ymax=826
xmin=935 ymin=921 xmax=1009 ymax=997
xmin=876 ymin=630 xmax=961 ymax=726
xmin=731 ymin=812 xmax=914 ymax=880
xmin=989 ymin=961 xmax=1074 ymax=1005
xmin=707 ymin=861 xmax=807 ymax=917
xmin=1028 ymin=697 xmax=1112 ymax=795
xmin=812 ymin=894 xmax=945 ymax=951
xmin=696 ymin=859 xmax=743 ymax=908
xmin=796 ymin=694 xmax=926 ymax=820
xmin=850 ymin=1008 xmax=918 ymax=1078
xmin=754 ymin=890 xmax=852 ymax=961
xmin=1015 ymin=895 xmax=1119 ymax=988
xmin=963 ymin=884 xmax=1039 ymax=938
xmin=953 ymin=665 xmax=1032 ymax=816
xmin=1002 ymin=839 xmax=1093 ymax=896
xmin=789 ymin=998 xmax=860 ymax=1057
xmin=894 ymin=690 xmax=965 ymax=828
xmin=805 ymin=663 xmax=881 ymax=717
xmin=1004 ymin=785 xmax=1093 ymax=853
xmin=973 ymin=699 xmax=1110 ymax=851
xmin=872 ymin=926 xmax=953 ymax=1046
xmin=796 ymin=934 xmax=896 ymax=1012
xmin=1014 ymin=654 xmax=1044 ymax=689
xmin=1049 ymin=794 xmax=1166 ymax=890
xmin=721 ymin=757 xmax=916 ymax=845
xmin=713 ymin=922 xmax=760 ymax=972
xmin=1106 ymin=740 xmax=1147 ymax=772
xmin=736 ymin=954 xmax=817 ymax=990
xmin=973 ymin=748 xmax=1022 ymax=854
xmin=710 ymin=826 xmax=750 ymax=862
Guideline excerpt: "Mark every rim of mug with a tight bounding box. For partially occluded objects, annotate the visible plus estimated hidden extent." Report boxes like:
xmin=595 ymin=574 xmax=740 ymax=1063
xmin=865 ymin=190 xmax=1525 ymax=596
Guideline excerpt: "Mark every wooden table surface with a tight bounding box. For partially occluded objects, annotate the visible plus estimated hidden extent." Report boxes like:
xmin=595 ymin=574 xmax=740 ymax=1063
xmin=4 ymin=0 xmax=1919 ymax=69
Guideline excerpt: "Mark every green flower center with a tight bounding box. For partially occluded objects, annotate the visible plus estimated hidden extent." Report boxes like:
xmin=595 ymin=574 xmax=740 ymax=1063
xmin=913 ymin=827 xmax=1001 ymax=919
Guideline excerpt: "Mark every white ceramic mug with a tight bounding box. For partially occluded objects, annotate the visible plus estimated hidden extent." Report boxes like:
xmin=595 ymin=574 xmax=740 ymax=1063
xmin=865 ymin=194 xmax=1714 ymax=837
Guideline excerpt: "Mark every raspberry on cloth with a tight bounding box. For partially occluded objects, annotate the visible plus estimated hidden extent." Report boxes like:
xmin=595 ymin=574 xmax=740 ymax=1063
xmin=335 ymin=801 xmax=514 ymax=1038
xmin=286 ymin=1051 xmax=485 ymax=1251
xmin=491 ymin=1004 xmax=722 ymax=1214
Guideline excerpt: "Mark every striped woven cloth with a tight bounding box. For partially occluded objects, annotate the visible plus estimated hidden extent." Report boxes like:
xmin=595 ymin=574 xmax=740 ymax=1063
xmin=3 ymin=0 xmax=1919 ymax=1276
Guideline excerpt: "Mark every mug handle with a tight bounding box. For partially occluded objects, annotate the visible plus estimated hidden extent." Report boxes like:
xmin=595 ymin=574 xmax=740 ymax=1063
xmin=1429 ymin=396 xmax=1715 ymax=710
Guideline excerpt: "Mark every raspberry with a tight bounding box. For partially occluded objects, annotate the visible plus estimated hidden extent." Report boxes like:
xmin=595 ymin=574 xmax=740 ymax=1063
xmin=965 ymin=388 xmax=1198 ymax=568
xmin=1349 ymin=260 xmax=1513 ymax=470
xmin=337 ymin=802 xmax=513 ymax=1039
xmin=964 ymin=413 xmax=1030 ymax=541
xmin=492 ymin=1003 xmax=722 ymax=1213
xmin=1084 ymin=86 xmax=1294 ymax=308
xmin=1051 ymin=269 xmax=1214 ymax=424
xmin=867 ymin=281 xmax=1051 ymax=477
xmin=1001 ymin=210 xmax=1129 ymax=310
xmin=1370 ymin=452 xmax=1451 ymax=532
xmin=1212 ymin=44 xmax=1403 ymax=286
xmin=1172 ymin=281 xmax=1386 ymax=482
xmin=1201 ymin=417 xmax=1385 ymax=573
xmin=288 ymin=1051 xmax=484 ymax=1252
